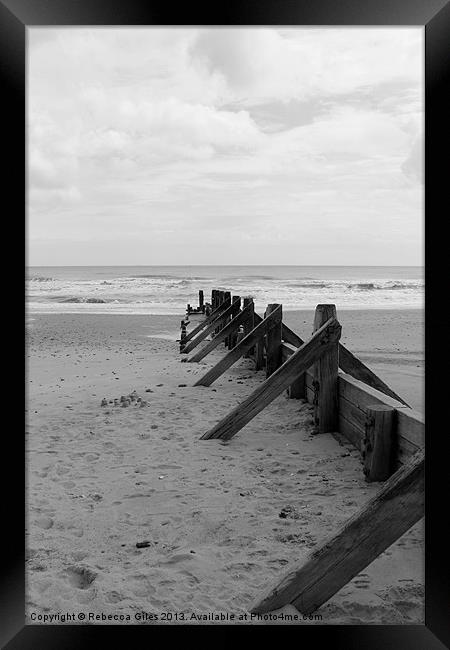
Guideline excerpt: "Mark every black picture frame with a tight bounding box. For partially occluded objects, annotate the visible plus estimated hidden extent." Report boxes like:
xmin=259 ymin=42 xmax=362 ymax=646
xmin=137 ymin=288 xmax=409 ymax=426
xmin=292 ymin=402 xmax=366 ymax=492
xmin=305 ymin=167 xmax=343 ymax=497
xmin=3 ymin=0 xmax=449 ymax=646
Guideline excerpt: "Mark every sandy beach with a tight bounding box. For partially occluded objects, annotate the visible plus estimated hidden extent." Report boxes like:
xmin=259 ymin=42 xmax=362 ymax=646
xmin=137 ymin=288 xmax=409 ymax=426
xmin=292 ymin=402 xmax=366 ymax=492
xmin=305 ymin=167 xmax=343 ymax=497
xmin=25 ymin=308 xmax=424 ymax=625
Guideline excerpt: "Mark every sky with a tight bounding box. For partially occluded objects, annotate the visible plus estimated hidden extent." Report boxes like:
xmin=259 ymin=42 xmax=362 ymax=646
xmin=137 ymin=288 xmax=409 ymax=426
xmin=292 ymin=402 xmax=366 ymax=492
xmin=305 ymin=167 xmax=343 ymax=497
xmin=28 ymin=27 xmax=424 ymax=266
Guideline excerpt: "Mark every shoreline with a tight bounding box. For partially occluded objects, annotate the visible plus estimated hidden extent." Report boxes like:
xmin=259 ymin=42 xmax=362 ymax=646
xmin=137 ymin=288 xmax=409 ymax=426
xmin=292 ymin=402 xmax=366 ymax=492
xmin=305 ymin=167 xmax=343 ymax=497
xmin=27 ymin=304 xmax=425 ymax=316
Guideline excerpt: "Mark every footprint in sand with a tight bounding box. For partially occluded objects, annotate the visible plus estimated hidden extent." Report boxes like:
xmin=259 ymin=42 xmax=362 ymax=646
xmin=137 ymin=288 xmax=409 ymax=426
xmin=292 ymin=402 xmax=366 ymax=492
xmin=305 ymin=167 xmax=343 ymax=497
xmin=35 ymin=516 xmax=54 ymax=530
xmin=64 ymin=566 xmax=98 ymax=590
xmin=105 ymin=590 xmax=125 ymax=604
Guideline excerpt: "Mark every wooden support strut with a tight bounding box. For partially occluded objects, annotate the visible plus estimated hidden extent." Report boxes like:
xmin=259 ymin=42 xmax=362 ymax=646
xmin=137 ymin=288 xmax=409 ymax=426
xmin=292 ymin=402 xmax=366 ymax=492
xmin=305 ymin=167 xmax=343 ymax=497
xmin=313 ymin=305 xmax=339 ymax=433
xmin=181 ymin=300 xmax=238 ymax=355
xmin=338 ymin=345 xmax=410 ymax=407
xmin=275 ymin=313 xmax=409 ymax=408
xmin=193 ymin=302 xmax=279 ymax=387
xmin=242 ymin=297 xmax=254 ymax=357
xmin=187 ymin=301 xmax=253 ymax=363
xmin=250 ymin=448 xmax=424 ymax=615
xmin=265 ymin=304 xmax=282 ymax=377
xmin=182 ymin=297 xmax=231 ymax=344
xmin=225 ymin=296 xmax=241 ymax=348
xmin=217 ymin=291 xmax=229 ymax=334
xmin=200 ymin=316 xmax=341 ymax=440
xmin=362 ymin=404 xmax=395 ymax=481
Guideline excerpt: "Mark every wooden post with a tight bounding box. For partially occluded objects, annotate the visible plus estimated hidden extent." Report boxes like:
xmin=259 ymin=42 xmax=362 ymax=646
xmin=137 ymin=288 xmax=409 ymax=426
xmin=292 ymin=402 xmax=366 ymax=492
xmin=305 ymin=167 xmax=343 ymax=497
xmin=313 ymin=304 xmax=339 ymax=433
xmin=199 ymin=290 xmax=204 ymax=313
xmin=363 ymin=404 xmax=395 ymax=482
xmin=201 ymin=316 xmax=341 ymax=440
xmin=288 ymin=375 xmax=305 ymax=399
xmin=215 ymin=291 xmax=225 ymax=334
xmin=194 ymin=305 xmax=283 ymax=387
xmin=188 ymin=302 xmax=252 ymax=363
xmin=250 ymin=449 xmax=424 ymax=615
xmin=254 ymin=337 xmax=265 ymax=371
xmin=243 ymin=297 xmax=254 ymax=357
xmin=254 ymin=308 xmax=266 ymax=370
xmin=226 ymin=296 xmax=241 ymax=348
xmin=222 ymin=291 xmax=231 ymax=335
xmin=183 ymin=297 xmax=231 ymax=344
xmin=182 ymin=300 xmax=238 ymax=354
xmin=265 ymin=304 xmax=282 ymax=377
xmin=180 ymin=320 xmax=187 ymax=352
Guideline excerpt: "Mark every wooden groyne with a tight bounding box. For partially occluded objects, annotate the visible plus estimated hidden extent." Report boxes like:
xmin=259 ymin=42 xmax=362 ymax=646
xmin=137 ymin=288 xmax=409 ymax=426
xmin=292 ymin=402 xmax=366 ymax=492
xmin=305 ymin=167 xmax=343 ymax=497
xmin=179 ymin=289 xmax=424 ymax=615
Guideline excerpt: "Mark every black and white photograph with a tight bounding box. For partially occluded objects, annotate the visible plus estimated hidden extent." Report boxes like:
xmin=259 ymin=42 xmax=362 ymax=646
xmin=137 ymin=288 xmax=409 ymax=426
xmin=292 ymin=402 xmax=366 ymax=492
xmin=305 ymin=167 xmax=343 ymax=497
xmin=24 ymin=25 xmax=427 ymax=627
xmin=6 ymin=10 xmax=432 ymax=626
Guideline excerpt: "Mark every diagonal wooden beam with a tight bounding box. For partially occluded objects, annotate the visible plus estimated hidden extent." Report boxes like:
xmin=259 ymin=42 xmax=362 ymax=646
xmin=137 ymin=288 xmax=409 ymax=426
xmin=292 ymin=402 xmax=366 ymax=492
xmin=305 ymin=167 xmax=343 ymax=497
xmin=200 ymin=317 xmax=341 ymax=440
xmin=182 ymin=300 xmax=239 ymax=354
xmin=338 ymin=345 xmax=410 ymax=407
xmin=187 ymin=303 xmax=254 ymax=363
xmin=250 ymin=448 xmax=424 ymax=615
xmin=271 ymin=317 xmax=410 ymax=407
xmin=194 ymin=305 xmax=282 ymax=387
xmin=183 ymin=298 xmax=231 ymax=343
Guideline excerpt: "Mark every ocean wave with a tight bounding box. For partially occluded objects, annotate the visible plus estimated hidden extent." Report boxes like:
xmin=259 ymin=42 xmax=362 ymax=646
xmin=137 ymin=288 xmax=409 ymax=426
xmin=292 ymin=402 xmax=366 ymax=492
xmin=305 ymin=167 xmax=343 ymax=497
xmin=221 ymin=275 xmax=276 ymax=282
xmin=285 ymin=280 xmax=423 ymax=291
xmin=129 ymin=274 xmax=176 ymax=279
xmin=350 ymin=282 xmax=423 ymax=291
xmin=28 ymin=276 xmax=54 ymax=282
xmin=288 ymin=282 xmax=329 ymax=289
xmin=58 ymin=297 xmax=109 ymax=304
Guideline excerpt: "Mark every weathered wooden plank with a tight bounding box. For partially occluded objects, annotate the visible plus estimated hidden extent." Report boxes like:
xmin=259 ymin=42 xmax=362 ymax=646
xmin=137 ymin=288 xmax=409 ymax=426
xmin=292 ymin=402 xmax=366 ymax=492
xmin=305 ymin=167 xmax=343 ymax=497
xmin=362 ymin=405 xmax=395 ymax=482
xmin=339 ymin=372 xmax=406 ymax=411
xmin=313 ymin=305 xmax=339 ymax=433
xmin=281 ymin=342 xmax=295 ymax=361
xmin=395 ymin=436 xmax=422 ymax=468
xmin=250 ymin=448 xmax=424 ymax=615
xmin=243 ymin=297 xmax=255 ymax=358
xmin=338 ymin=413 xmax=364 ymax=450
xmin=281 ymin=325 xmax=306 ymax=396
xmin=272 ymin=317 xmax=409 ymax=407
xmin=339 ymin=394 xmax=367 ymax=431
xmin=288 ymin=375 xmax=305 ymax=399
xmin=339 ymin=393 xmax=422 ymax=465
xmin=339 ymin=344 xmax=410 ymax=407
xmin=201 ymin=317 xmax=341 ymax=440
xmin=215 ymin=291 xmax=224 ymax=334
xmin=194 ymin=306 xmax=282 ymax=387
xmin=265 ymin=304 xmax=282 ymax=377
xmin=182 ymin=301 xmax=238 ymax=354
xmin=183 ymin=297 xmax=231 ymax=343
xmin=252 ymin=311 xmax=265 ymax=370
xmin=282 ymin=324 xmax=304 ymax=347
xmin=281 ymin=343 xmax=305 ymax=398
xmin=226 ymin=296 xmax=241 ymax=348
xmin=254 ymin=337 xmax=265 ymax=370
xmin=396 ymin=408 xmax=424 ymax=448
xmin=187 ymin=303 xmax=252 ymax=363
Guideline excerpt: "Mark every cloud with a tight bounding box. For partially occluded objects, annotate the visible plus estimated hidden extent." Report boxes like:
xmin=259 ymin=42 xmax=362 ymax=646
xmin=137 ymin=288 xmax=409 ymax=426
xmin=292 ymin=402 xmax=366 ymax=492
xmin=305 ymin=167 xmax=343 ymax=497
xmin=402 ymin=137 xmax=424 ymax=184
xmin=27 ymin=27 xmax=423 ymax=265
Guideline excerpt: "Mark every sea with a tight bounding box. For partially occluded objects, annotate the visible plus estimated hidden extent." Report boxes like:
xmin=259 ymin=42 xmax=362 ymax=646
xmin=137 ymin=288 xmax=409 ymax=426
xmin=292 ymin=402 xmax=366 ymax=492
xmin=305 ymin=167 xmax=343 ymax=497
xmin=26 ymin=266 xmax=424 ymax=315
